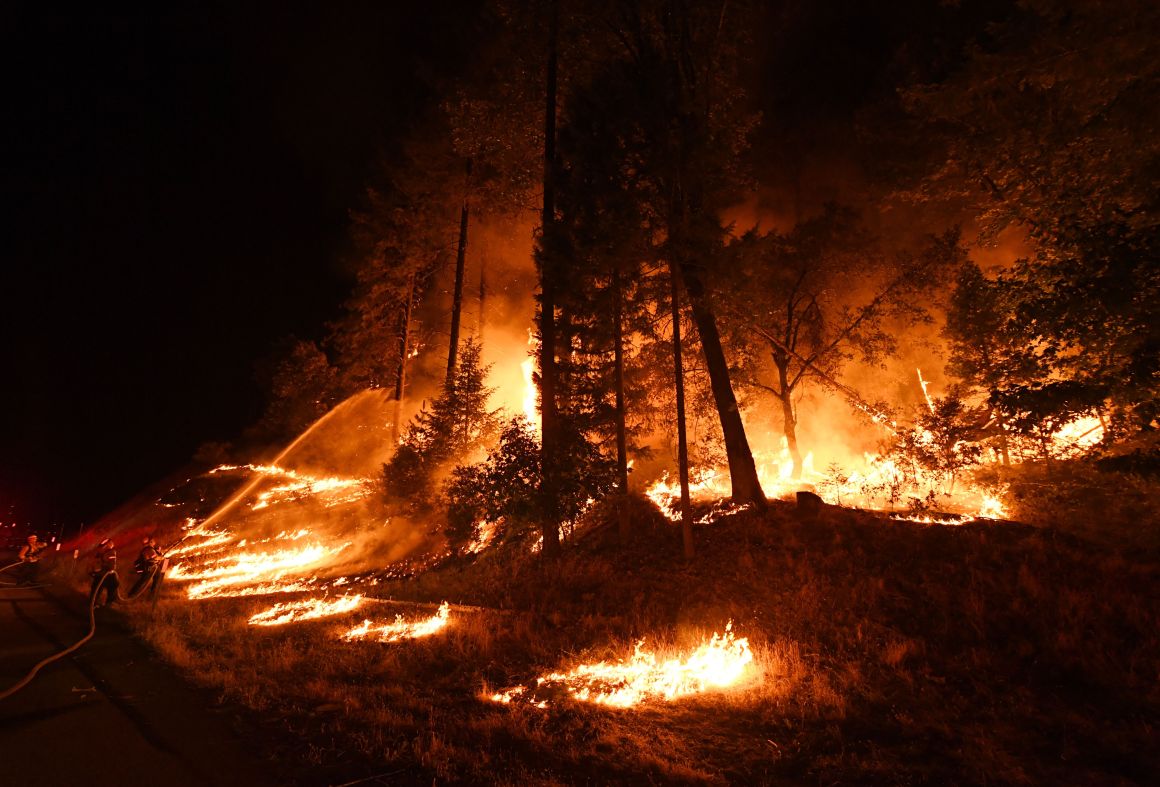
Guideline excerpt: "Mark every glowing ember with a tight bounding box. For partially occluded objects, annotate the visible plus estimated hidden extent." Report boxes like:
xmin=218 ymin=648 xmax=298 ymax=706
xmin=917 ymin=368 xmax=935 ymax=413
xmin=248 ymin=594 xmax=364 ymax=626
xmin=342 ymin=601 xmax=451 ymax=643
xmin=490 ymin=623 xmax=753 ymax=708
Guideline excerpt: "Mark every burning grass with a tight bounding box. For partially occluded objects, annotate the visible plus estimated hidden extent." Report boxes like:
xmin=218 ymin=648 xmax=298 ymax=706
xmin=128 ymin=500 xmax=1160 ymax=785
xmin=490 ymin=622 xmax=754 ymax=708
xmin=341 ymin=600 xmax=450 ymax=642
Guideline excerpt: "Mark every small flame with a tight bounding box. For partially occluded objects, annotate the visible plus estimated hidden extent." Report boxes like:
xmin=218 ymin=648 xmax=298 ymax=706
xmin=466 ymin=519 xmax=498 ymax=554
xmin=209 ymin=463 xmax=371 ymax=511
xmin=491 ymin=623 xmax=753 ymax=708
xmin=342 ymin=601 xmax=451 ymax=643
xmin=977 ymin=492 xmax=1008 ymax=519
xmin=248 ymin=594 xmax=364 ymax=627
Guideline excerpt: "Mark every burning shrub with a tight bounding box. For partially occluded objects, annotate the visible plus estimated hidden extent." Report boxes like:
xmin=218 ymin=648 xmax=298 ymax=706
xmin=445 ymin=417 xmax=616 ymax=552
xmin=883 ymin=395 xmax=986 ymax=504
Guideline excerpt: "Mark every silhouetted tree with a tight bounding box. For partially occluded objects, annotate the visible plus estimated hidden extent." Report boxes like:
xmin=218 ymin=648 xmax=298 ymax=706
xmin=726 ymin=208 xmax=964 ymax=477
xmin=383 ymin=338 xmax=501 ymax=510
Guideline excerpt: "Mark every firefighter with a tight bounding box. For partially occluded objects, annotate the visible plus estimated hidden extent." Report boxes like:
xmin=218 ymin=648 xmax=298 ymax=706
xmin=16 ymin=534 xmax=48 ymax=586
xmin=128 ymin=536 xmax=164 ymax=598
xmin=89 ymin=539 xmax=120 ymax=607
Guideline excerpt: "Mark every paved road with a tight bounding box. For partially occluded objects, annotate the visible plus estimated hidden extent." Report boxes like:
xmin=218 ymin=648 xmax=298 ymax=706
xmin=0 ymin=582 xmax=282 ymax=787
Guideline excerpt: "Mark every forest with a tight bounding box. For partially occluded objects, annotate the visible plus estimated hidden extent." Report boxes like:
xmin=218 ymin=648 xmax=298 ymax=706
xmin=19 ymin=1 xmax=1157 ymax=784
xmin=246 ymin=0 xmax=1158 ymax=556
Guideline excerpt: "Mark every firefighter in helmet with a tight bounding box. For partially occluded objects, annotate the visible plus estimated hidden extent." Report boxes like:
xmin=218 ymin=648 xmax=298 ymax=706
xmin=89 ymin=539 xmax=119 ymax=607
xmin=129 ymin=536 xmax=164 ymax=598
xmin=16 ymin=534 xmax=48 ymax=586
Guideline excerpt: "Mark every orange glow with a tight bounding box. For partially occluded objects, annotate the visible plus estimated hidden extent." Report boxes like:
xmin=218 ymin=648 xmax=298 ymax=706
xmin=209 ymin=464 xmax=371 ymax=511
xmin=490 ymin=623 xmax=753 ymax=708
xmin=170 ymin=542 xmax=350 ymax=600
xmin=341 ymin=601 xmax=451 ymax=643
xmin=521 ymin=329 xmax=539 ymax=431
xmin=248 ymin=594 xmax=364 ymax=627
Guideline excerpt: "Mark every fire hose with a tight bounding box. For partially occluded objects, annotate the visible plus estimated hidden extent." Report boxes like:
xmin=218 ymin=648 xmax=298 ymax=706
xmin=0 ymin=561 xmax=163 ymax=702
xmin=0 ymin=570 xmax=113 ymax=701
xmin=0 ymin=561 xmax=24 ymax=574
xmin=117 ymin=559 xmax=166 ymax=603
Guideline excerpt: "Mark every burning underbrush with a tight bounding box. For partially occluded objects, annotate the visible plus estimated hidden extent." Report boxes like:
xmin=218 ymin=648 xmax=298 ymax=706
xmin=127 ymin=497 xmax=1160 ymax=786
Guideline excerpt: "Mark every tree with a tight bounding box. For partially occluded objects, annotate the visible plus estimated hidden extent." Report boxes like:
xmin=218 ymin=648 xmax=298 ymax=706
xmin=885 ymin=394 xmax=986 ymax=502
xmin=383 ymin=338 xmax=501 ymax=509
xmin=726 ymin=207 xmax=964 ymax=478
xmin=249 ymin=338 xmax=341 ymax=444
xmin=593 ymin=0 xmax=767 ymax=508
xmin=904 ymin=0 xmax=1160 ymax=433
xmin=445 ymin=416 xmax=617 ymax=553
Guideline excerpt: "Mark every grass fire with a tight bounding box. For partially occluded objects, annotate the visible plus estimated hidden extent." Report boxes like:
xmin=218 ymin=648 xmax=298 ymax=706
xmin=3 ymin=2 xmax=1159 ymax=785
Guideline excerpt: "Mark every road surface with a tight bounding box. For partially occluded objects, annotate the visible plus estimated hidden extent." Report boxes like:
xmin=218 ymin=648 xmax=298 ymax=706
xmin=0 ymin=581 xmax=282 ymax=787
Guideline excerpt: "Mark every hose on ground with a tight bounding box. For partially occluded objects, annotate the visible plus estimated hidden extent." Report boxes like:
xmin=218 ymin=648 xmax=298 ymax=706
xmin=0 ymin=570 xmax=115 ymax=702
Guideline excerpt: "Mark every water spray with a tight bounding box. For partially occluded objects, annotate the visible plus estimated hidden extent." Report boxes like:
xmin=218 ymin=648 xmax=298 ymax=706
xmin=195 ymin=390 xmax=380 ymax=532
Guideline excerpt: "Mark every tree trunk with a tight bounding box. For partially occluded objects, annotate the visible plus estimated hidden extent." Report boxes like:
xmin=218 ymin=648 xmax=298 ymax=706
xmin=613 ymin=260 xmax=631 ymax=542
xmin=477 ymin=252 xmax=486 ymax=342
xmin=670 ymin=260 xmax=695 ymax=559
xmin=775 ymin=356 xmax=803 ymax=479
xmin=679 ymin=262 xmax=766 ymax=508
xmin=538 ymin=0 xmax=561 ymax=560
xmin=391 ymin=273 xmax=415 ymax=447
xmin=446 ymin=159 xmax=473 ymax=387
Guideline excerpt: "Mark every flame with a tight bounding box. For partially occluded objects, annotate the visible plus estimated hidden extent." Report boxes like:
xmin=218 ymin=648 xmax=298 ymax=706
xmin=644 ymin=468 xmax=730 ymax=522
xmin=977 ymin=491 xmax=1008 ymax=519
xmin=166 ymin=528 xmax=234 ymax=558
xmin=466 ymin=519 xmax=498 ymax=554
xmin=1050 ymin=415 xmax=1104 ymax=454
xmin=341 ymin=601 xmax=451 ymax=643
xmin=491 ymin=623 xmax=753 ymax=708
xmin=170 ymin=542 xmax=350 ymax=600
xmin=188 ymin=578 xmax=324 ymax=600
xmin=209 ymin=463 xmax=370 ymax=511
xmin=248 ymin=594 xmax=364 ymax=626
xmin=890 ymin=513 xmax=968 ymax=525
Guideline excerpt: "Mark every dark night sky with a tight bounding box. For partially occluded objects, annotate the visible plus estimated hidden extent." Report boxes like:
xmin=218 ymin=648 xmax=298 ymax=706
xmin=0 ymin=3 xmax=461 ymax=527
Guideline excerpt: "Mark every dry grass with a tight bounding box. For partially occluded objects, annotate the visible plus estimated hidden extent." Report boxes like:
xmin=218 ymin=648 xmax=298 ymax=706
xmin=125 ymin=499 xmax=1160 ymax=785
